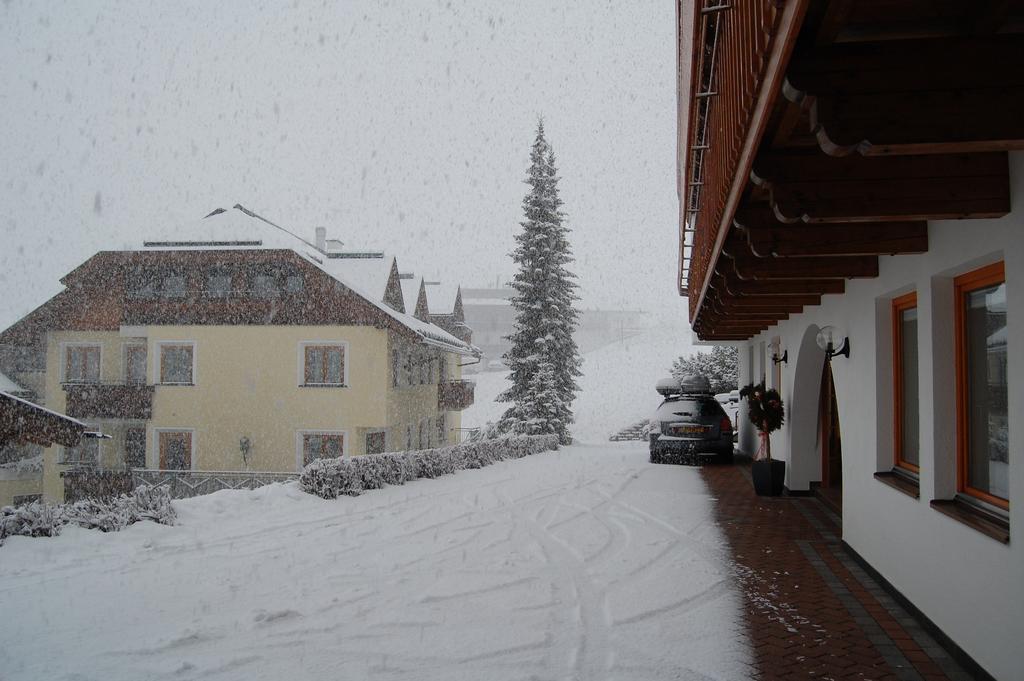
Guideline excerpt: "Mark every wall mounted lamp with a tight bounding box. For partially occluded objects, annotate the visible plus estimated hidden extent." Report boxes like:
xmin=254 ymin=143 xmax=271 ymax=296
xmin=816 ymin=325 xmax=851 ymax=360
xmin=772 ymin=349 xmax=788 ymax=365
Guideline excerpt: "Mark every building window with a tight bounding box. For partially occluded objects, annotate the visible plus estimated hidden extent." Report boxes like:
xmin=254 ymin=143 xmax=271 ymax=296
xmin=892 ymin=292 xmax=919 ymax=473
xmin=64 ymin=344 xmax=101 ymax=383
xmin=406 ymin=426 xmax=413 ymax=451
xmin=125 ymin=427 xmax=146 ymax=468
xmin=284 ymin=274 xmax=304 ymax=293
xmin=302 ymin=432 xmax=343 ymax=466
xmin=437 ymin=414 xmax=446 ymax=445
xmin=366 ymin=431 xmax=385 ymax=455
xmin=127 ymin=267 xmax=159 ymax=299
xmin=162 ymin=274 xmax=187 ymax=298
xmin=158 ymin=431 xmax=192 ymax=470
xmin=12 ymin=494 xmax=42 ymax=507
xmin=392 ymin=350 xmax=401 ymax=388
xmin=62 ymin=437 xmax=99 ymax=467
xmin=124 ymin=344 xmax=147 ymax=384
xmin=955 ymin=262 xmax=1008 ymax=509
xmin=252 ymin=272 xmax=279 ymax=298
xmin=206 ymin=270 xmax=232 ymax=298
xmin=159 ymin=343 xmax=195 ymax=384
xmin=303 ymin=345 xmax=345 ymax=385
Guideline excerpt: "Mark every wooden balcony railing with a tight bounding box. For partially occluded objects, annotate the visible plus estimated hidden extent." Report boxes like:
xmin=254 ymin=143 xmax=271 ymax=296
xmin=438 ymin=379 xmax=475 ymax=411
xmin=681 ymin=1 xmax=786 ymax=319
xmin=62 ymin=381 xmax=155 ymax=420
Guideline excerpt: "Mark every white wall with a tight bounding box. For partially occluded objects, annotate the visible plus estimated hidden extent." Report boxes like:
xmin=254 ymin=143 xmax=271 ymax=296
xmin=735 ymin=152 xmax=1024 ymax=681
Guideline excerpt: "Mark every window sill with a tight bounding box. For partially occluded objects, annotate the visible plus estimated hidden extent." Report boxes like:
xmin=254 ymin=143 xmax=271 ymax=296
xmin=300 ymin=384 xmax=348 ymax=388
xmin=931 ymin=498 xmax=1009 ymax=544
xmin=874 ymin=470 xmax=919 ymax=499
xmin=158 ymin=382 xmax=195 ymax=386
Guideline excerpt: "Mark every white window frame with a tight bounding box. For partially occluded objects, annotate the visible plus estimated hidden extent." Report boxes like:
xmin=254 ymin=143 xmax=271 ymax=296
xmin=297 ymin=341 xmax=350 ymax=387
xmin=295 ymin=429 xmax=348 ymax=470
xmin=59 ymin=342 xmax=103 ymax=383
xmin=155 ymin=341 xmax=197 ymax=385
xmin=153 ymin=428 xmax=197 ymax=471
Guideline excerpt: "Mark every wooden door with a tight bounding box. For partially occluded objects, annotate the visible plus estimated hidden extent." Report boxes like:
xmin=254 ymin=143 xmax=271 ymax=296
xmin=819 ymin=360 xmax=843 ymax=489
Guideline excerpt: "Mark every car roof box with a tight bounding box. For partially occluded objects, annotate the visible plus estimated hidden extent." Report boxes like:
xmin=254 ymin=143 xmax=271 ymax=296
xmin=656 ymin=377 xmax=681 ymax=396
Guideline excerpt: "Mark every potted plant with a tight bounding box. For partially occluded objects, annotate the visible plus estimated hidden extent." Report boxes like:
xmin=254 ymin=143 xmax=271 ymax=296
xmin=739 ymin=381 xmax=786 ymax=496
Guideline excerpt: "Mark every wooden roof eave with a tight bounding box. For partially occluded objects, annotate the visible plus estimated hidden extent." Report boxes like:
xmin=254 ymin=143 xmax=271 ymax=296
xmin=685 ymin=0 xmax=811 ymax=324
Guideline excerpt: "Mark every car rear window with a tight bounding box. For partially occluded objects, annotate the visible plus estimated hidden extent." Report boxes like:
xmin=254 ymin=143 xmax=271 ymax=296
xmin=655 ymin=398 xmax=723 ymax=421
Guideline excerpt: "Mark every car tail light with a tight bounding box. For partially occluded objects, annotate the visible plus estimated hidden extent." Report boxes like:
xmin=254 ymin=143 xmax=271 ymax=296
xmin=720 ymin=415 xmax=732 ymax=432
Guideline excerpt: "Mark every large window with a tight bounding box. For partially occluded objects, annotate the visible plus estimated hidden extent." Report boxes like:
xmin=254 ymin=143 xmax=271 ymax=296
xmin=159 ymin=343 xmax=195 ymax=384
xmin=892 ymin=292 xmax=919 ymax=473
xmin=301 ymin=432 xmax=343 ymax=466
xmin=158 ymin=431 xmax=192 ymax=470
xmin=303 ymin=344 xmax=345 ymax=386
xmin=64 ymin=344 xmax=101 ymax=383
xmin=955 ymin=262 xmax=1008 ymax=509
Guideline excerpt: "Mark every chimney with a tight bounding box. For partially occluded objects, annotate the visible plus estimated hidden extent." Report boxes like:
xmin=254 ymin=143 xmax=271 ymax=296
xmin=315 ymin=227 xmax=327 ymax=252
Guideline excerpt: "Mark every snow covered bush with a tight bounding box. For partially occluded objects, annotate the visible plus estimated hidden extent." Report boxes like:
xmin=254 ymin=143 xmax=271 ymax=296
xmin=0 ymin=484 xmax=175 ymax=546
xmin=300 ymin=434 xmax=559 ymax=500
xmin=301 ymin=456 xmax=363 ymax=499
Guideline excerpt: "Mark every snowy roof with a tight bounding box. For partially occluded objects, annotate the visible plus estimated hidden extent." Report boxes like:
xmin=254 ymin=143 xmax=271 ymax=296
xmin=0 ymin=371 xmax=29 ymax=396
xmin=129 ymin=205 xmax=479 ymax=356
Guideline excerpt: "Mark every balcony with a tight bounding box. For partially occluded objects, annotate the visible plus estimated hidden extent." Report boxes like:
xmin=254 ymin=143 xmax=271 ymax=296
xmin=438 ymin=379 xmax=475 ymax=411
xmin=63 ymin=381 xmax=155 ymax=420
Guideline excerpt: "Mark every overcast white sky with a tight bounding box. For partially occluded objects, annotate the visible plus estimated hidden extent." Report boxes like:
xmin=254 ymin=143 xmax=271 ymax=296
xmin=0 ymin=0 xmax=685 ymax=330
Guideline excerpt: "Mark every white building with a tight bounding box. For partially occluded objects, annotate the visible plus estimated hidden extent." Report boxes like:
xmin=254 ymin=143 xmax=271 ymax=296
xmin=678 ymin=4 xmax=1021 ymax=680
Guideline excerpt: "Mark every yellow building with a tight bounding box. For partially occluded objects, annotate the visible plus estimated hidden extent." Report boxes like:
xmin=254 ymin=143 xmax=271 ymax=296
xmin=0 ymin=206 xmax=478 ymax=502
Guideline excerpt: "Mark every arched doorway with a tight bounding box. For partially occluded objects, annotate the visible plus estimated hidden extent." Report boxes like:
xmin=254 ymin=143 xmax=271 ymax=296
xmin=817 ymin=358 xmax=843 ymax=515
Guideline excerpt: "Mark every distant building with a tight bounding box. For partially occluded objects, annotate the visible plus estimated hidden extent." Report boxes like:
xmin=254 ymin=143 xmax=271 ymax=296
xmin=0 ymin=205 xmax=479 ymax=502
xmin=461 ymin=285 xmax=649 ymax=366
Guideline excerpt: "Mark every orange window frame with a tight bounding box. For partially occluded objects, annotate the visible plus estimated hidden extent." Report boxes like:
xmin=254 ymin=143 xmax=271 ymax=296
xmin=303 ymin=433 xmax=344 ymax=464
xmin=953 ymin=261 xmax=1008 ymax=510
xmin=65 ymin=345 xmax=100 ymax=382
xmin=892 ymin=292 xmax=919 ymax=473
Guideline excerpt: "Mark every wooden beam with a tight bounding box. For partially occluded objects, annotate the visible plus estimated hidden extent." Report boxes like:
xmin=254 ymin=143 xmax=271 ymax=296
xmin=734 ymin=205 xmax=929 ymax=257
xmin=720 ymin=235 xmax=879 ymax=280
xmin=718 ymin=268 xmax=846 ymax=296
xmin=784 ymin=36 xmax=1024 ymax=156
xmin=751 ymin=151 xmax=1010 ymax=223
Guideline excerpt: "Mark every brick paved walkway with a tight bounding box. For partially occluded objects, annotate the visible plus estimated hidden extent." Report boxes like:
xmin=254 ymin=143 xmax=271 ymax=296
xmin=701 ymin=461 xmax=977 ymax=681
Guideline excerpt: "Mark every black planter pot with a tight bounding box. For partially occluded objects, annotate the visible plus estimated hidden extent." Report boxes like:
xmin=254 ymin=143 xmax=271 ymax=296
xmin=752 ymin=459 xmax=786 ymax=496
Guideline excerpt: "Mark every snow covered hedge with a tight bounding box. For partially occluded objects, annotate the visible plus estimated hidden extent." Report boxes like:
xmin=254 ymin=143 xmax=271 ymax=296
xmin=0 ymin=484 xmax=176 ymax=546
xmin=301 ymin=434 xmax=560 ymax=500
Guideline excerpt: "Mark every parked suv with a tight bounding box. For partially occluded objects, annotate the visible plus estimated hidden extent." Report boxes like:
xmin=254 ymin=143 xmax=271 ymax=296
xmin=649 ymin=376 xmax=733 ymax=465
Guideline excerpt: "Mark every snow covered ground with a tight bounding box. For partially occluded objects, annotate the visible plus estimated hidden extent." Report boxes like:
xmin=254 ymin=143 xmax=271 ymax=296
xmin=0 ymin=442 xmax=749 ymax=681
xmin=464 ymin=313 xmax=696 ymax=443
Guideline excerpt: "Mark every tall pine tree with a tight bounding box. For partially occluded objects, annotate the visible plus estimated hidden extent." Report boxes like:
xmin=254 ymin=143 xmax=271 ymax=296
xmin=497 ymin=120 xmax=581 ymax=444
